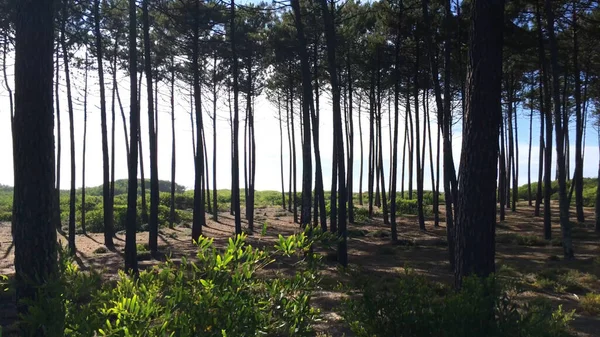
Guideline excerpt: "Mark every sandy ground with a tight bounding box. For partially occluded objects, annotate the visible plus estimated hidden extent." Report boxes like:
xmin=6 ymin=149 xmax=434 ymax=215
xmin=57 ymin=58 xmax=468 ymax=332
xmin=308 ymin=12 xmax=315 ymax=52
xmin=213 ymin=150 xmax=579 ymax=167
xmin=1 ymin=202 xmax=600 ymax=336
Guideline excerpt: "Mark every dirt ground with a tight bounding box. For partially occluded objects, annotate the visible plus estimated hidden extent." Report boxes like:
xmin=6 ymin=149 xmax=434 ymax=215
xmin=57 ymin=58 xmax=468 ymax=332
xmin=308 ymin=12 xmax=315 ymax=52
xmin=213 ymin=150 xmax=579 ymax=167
xmin=1 ymin=202 xmax=600 ymax=336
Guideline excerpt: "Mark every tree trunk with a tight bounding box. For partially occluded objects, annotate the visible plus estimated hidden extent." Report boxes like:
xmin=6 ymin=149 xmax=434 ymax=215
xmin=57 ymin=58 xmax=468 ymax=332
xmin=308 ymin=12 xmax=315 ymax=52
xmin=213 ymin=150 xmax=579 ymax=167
xmin=573 ymin=2 xmax=585 ymax=223
xmin=82 ymin=51 xmax=89 ymax=234
xmin=279 ymin=96 xmax=286 ymax=209
xmin=192 ymin=0 xmax=206 ymax=241
xmin=230 ymin=0 xmax=242 ymax=235
xmin=94 ymin=0 xmax=114 ymax=248
xmin=319 ymin=0 xmax=347 ymax=266
xmin=170 ymin=63 xmax=176 ymax=229
xmin=212 ymin=56 xmax=218 ymax=221
xmin=125 ymin=0 xmax=139 ymax=275
xmin=535 ymin=71 xmax=545 ymax=217
xmin=60 ymin=2 xmax=76 ymax=254
xmin=13 ymin=0 xmax=63 ymax=332
xmin=358 ymin=95 xmax=364 ymax=206
xmin=414 ymin=43 xmax=425 ymax=230
xmin=55 ymin=47 xmax=62 ymax=232
xmin=312 ymin=47 xmax=327 ymax=231
xmin=545 ymin=0 xmax=573 ymax=258
xmin=528 ymin=80 xmax=533 ymax=206
xmin=454 ymin=0 xmax=505 ymax=288
xmin=110 ymin=37 xmax=118 ymax=237
xmin=499 ymin=113 xmax=506 ymax=222
xmin=536 ymin=0 xmax=553 ymax=240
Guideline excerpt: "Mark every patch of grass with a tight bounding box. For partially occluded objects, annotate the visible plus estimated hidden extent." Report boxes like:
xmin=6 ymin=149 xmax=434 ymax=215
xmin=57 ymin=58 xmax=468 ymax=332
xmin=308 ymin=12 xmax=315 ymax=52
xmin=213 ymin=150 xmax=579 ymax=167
xmin=136 ymin=243 xmax=149 ymax=253
xmin=348 ymin=229 xmax=369 ymax=237
xmin=367 ymin=229 xmax=390 ymax=238
xmin=580 ymin=293 xmax=600 ymax=316
xmin=534 ymin=268 xmax=597 ymax=294
xmin=93 ymin=247 xmax=108 ymax=254
xmin=496 ymin=233 xmax=560 ymax=247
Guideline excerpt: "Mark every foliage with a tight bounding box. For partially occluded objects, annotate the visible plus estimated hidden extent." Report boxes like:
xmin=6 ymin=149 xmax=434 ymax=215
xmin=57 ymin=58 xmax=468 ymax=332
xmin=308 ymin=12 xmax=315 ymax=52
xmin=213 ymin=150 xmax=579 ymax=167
xmin=16 ymin=231 xmax=323 ymax=337
xmin=343 ymin=271 xmax=574 ymax=337
xmin=580 ymin=293 xmax=600 ymax=316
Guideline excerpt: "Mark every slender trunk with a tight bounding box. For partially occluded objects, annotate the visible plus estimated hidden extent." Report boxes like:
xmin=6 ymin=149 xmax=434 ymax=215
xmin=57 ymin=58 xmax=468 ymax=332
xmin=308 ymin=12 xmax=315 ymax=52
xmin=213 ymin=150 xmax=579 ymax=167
xmin=290 ymin=84 xmax=298 ymax=224
xmin=231 ymin=0 xmax=242 ymax=235
xmin=94 ymin=0 xmax=114 ymax=248
xmin=507 ymin=82 xmax=516 ymax=212
xmin=192 ymin=0 xmax=206 ymax=240
xmin=535 ymin=71 xmax=545 ymax=216
xmin=55 ymin=46 xmax=61 ymax=231
xmin=312 ymin=40 xmax=327 ymax=230
xmin=212 ymin=56 xmax=218 ymax=221
xmin=596 ymin=129 xmax=600 ymax=232
xmin=499 ymin=113 xmax=506 ymax=222
xmin=60 ymin=3 xmax=76 ymax=254
xmin=278 ymin=96 xmax=286 ymax=209
xmin=286 ymin=93 xmax=293 ymax=212
xmin=115 ymin=77 xmax=130 ymax=159
xmin=537 ymin=0 xmax=553 ymax=240
xmin=319 ymin=0 xmax=347 ymax=266
xmin=358 ymin=95 xmax=364 ymax=206
xmin=368 ymin=79 xmax=375 ymax=217
xmin=346 ymin=59 xmax=354 ymax=224
xmin=390 ymin=31 xmax=401 ymax=241
xmin=125 ymin=0 xmax=139 ymax=274
xmin=81 ymin=51 xmax=89 ymax=234
xmin=545 ymin=0 xmax=573 ymax=258
xmin=426 ymin=90 xmax=438 ymax=227
xmin=573 ymin=2 xmax=584 ymax=223
xmin=528 ymin=79 xmax=534 ymax=206
xmin=110 ymin=37 xmax=118 ymax=231
xmin=414 ymin=43 xmax=425 ymax=230
xmin=513 ymin=100 xmax=519 ymax=210
xmin=170 ymin=63 xmax=176 ymax=229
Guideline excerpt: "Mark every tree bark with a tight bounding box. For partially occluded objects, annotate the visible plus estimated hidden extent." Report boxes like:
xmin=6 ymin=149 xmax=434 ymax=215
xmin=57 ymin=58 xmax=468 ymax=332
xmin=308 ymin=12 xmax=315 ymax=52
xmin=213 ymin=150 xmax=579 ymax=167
xmin=13 ymin=0 xmax=63 ymax=331
xmin=545 ymin=0 xmax=573 ymax=258
xmin=192 ymin=0 xmax=206 ymax=241
xmin=170 ymin=62 xmax=176 ymax=229
xmin=82 ymin=51 xmax=89 ymax=234
xmin=454 ymin=0 xmax=505 ymax=288
xmin=143 ymin=0 xmax=158 ymax=256
xmin=94 ymin=0 xmax=114 ymax=248
xmin=573 ymin=2 xmax=585 ymax=223
xmin=60 ymin=1 xmax=76 ymax=254
xmin=319 ymin=0 xmax=347 ymax=266
xmin=230 ymin=0 xmax=242 ymax=235
xmin=125 ymin=0 xmax=139 ymax=275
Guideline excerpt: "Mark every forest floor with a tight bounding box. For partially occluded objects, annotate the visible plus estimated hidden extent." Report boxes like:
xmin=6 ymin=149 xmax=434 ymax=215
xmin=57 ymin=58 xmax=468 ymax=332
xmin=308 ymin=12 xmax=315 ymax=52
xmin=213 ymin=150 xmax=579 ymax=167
xmin=1 ymin=201 xmax=600 ymax=336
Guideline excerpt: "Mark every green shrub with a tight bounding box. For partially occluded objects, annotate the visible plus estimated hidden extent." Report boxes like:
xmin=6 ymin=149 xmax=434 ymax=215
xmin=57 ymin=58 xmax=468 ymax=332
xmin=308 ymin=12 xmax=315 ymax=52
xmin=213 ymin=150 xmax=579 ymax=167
xmin=17 ymin=231 xmax=323 ymax=337
xmin=580 ymin=293 xmax=600 ymax=315
xmin=0 ymin=211 xmax=11 ymax=221
xmin=343 ymin=271 xmax=574 ymax=337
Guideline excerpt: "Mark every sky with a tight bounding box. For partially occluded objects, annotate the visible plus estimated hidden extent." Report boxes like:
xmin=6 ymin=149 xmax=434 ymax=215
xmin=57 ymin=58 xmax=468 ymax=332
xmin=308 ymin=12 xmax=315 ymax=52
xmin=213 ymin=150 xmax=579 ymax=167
xmin=0 ymin=50 xmax=598 ymax=193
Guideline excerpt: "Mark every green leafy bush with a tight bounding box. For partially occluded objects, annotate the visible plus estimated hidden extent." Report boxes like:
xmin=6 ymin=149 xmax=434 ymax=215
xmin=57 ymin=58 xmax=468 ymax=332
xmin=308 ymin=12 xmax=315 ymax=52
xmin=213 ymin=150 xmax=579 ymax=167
xmin=343 ymin=271 xmax=574 ymax=337
xmin=18 ymin=231 xmax=323 ymax=337
xmin=580 ymin=293 xmax=600 ymax=315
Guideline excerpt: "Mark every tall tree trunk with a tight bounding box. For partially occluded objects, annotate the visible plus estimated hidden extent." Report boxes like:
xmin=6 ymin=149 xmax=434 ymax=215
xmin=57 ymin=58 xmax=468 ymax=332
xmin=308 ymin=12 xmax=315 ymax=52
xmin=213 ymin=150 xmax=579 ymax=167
xmin=115 ymin=77 xmax=130 ymax=160
xmin=573 ymin=2 xmax=584 ymax=223
xmin=499 ymin=113 xmax=507 ymax=222
xmin=144 ymin=0 xmax=159 ymax=255
xmin=537 ymin=0 xmax=553 ymax=240
xmin=528 ymin=80 xmax=534 ymax=206
xmin=596 ymin=129 xmax=600 ymax=232
xmin=60 ymin=2 xmax=76 ymax=254
xmin=513 ymin=101 xmax=519 ymax=210
xmin=81 ymin=50 xmax=89 ymax=234
xmin=454 ymin=0 xmax=505 ymax=288
xmin=367 ymin=79 xmax=374 ymax=217
xmin=125 ymin=0 xmax=139 ymax=275
xmin=212 ymin=56 xmax=218 ymax=221
xmin=230 ymin=0 xmax=242 ymax=235
xmin=346 ymin=60 xmax=354 ymax=224
xmin=94 ymin=0 xmax=114 ymax=248
xmin=192 ymin=0 xmax=206 ymax=241
xmin=290 ymin=84 xmax=298 ymax=224
xmin=358 ymin=95 xmax=364 ymax=206
xmin=14 ymin=0 xmax=63 ymax=332
xmin=426 ymin=90 xmax=438 ymax=227
xmin=319 ymin=0 xmax=347 ymax=266
xmin=507 ymin=81 xmax=516 ymax=212
xmin=312 ymin=45 xmax=327 ymax=231
xmin=55 ymin=46 xmax=61 ymax=231
xmin=170 ymin=63 xmax=176 ymax=229
xmin=286 ymin=93 xmax=293 ymax=213
xmin=535 ymin=71 xmax=545 ymax=216
xmin=291 ymin=0 xmax=314 ymax=229
xmin=545 ymin=0 xmax=573 ymax=258
xmin=414 ymin=43 xmax=425 ymax=230
xmin=278 ymin=96 xmax=286 ymax=209
xmin=390 ymin=31 xmax=401 ymax=241
xmin=110 ymin=37 xmax=118 ymax=235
